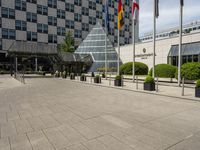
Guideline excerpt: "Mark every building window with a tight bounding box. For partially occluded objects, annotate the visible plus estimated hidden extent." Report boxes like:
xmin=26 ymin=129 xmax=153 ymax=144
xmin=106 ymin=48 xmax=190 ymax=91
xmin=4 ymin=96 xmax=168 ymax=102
xmin=27 ymin=31 xmax=37 ymax=41
xmin=74 ymin=0 xmax=81 ymax=6
xmin=74 ymin=30 xmax=82 ymax=38
xmin=48 ymin=0 xmax=57 ymax=8
xmin=27 ymin=0 xmax=37 ymax=4
xmin=66 ymin=20 xmax=74 ymax=29
xmin=2 ymin=7 xmax=15 ymax=19
xmin=74 ymin=13 xmax=81 ymax=22
xmin=89 ymin=1 xmax=96 ymax=10
xmin=15 ymin=20 xmax=27 ymax=31
xmin=82 ymin=23 xmax=89 ymax=31
xmin=27 ymin=12 xmax=37 ymax=22
xmin=96 ymin=0 xmax=102 ymax=4
xmin=48 ymin=16 xmax=57 ymax=26
xmin=15 ymin=0 xmax=26 ymax=11
xmin=89 ymin=17 xmax=96 ymax=25
xmin=66 ymin=3 xmax=74 ymax=12
xmin=37 ymin=24 xmax=48 ymax=34
xmin=57 ymin=9 xmax=65 ymax=19
xmin=37 ymin=5 xmax=48 ymax=15
xmin=96 ymin=11 xmax=102 ymax=19
xmin=57 ymin=27 xmax=65 ymax=36
xmin=82 ymin=7 xmax=89 ymax=16
xmin=48 ymin=34 xmax=57 ymax=43
xmin=2 ymin=28 xmax=16 ymax=39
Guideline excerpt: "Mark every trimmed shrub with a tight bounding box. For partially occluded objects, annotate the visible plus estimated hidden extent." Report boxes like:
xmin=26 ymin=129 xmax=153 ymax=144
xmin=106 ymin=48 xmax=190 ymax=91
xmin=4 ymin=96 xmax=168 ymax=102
xmin=179 ymin=62 xmax=200 ymax=80
xmin=145 ymin=76 xmax=155 ymax=84
xmin=120 ymin=62 xmax=148 ymax=75
xmin=196 ymin=79 xmax=200 ymax=87
xmin=149 ymin=64 xmax=177 ymax=78
xmin=115 ymin=75 xmax=122 ymax=80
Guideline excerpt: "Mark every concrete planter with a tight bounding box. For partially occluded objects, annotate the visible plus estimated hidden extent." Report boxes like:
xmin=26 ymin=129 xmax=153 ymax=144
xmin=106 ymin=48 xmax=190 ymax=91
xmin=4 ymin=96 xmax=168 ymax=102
xmin=94 ymin=77 xmax=101 ymax=84
xmin=144 ymin=83 xmax=155 ymax=91
xmin=70 ymin=74 xmax=75 ymax=80
xmin=195 ymin=87 xmax=200 ymax=97
xmin=80 ymin=76 xmax=86 ymax=81
xmin=114 ymin=79 xmax=123 ymax=87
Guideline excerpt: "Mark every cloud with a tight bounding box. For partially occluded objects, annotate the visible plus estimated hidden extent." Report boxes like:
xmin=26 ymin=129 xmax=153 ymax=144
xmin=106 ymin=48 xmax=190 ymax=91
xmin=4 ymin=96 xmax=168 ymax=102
xmin=139 ymin=0 xmax=200 ymax=36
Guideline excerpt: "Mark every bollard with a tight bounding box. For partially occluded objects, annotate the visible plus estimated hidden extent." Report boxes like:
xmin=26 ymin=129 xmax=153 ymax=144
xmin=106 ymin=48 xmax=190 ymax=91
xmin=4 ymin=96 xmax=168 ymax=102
xmin=136 ymin=76 xmax=138 ymax=90
xmin=156 ymin=77 xmax=159 ymax=92
xmin=109 ymin=74 xmax=111 ymax=86
xmin=90 ymin=76 xmax=92 ymax=83
xmin=182 ymin=77 xmax=185 ymax=96
xmin=121 ymin=75 xmax=123 ymax=87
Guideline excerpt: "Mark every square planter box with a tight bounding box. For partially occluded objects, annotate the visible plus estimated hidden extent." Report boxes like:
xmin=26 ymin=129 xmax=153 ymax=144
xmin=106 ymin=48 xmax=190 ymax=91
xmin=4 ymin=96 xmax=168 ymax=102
xmin=94 ymin=77 xmax=101 ymax=84
xmin=195 ymin=87 xmax=200 ymax=97
xmin=114 ymin=79 xmax=123 ymax=87
xmin=80 ymin=76 xmax=86 ymax=81
xmin=144 ymin=83 xmax=155 ymax=91
xmin=70 ymin=74 xmax=75 ymax=80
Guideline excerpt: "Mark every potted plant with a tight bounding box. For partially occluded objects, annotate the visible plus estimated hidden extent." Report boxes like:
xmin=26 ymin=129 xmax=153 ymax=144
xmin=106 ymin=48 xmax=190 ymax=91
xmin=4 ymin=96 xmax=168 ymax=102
xmin=144 ymin=76 xmax=155 ymax=91
xmin=114 ymin=75 xmax=123 ymax=86
xmin=80 ymin=74 xmax=86 ymax=81
xmin=195 ymin=79 xmax=200 ymax=97
xmin=70 ymin=73 xmax=75 ymax=80
xmin=94 ymin=75 xmax=101 ymax=83
xmin=91 ymin=72 xmax=95 ymax=77
xmin=102 ymin=72 xmax=106 ymax=78
xmin=62 ymin=71 xmax=67 ymax=78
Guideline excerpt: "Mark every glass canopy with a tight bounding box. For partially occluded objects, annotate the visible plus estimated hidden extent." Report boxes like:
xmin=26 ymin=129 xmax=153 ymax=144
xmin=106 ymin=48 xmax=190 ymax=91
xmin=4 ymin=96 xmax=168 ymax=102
xmin=75 ymin=22 xmax=121 ymax=72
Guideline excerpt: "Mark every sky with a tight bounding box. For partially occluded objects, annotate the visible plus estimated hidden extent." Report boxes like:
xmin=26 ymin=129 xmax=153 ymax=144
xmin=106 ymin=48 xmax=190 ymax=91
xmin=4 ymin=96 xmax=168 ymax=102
xmin=139 ymin=0 xmax=200 ymax=36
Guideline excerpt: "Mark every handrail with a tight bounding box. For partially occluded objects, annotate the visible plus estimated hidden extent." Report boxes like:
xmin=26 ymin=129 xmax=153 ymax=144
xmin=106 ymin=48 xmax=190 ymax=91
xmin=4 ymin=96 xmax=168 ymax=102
xmin=14 ymin=71 xmax=25 ymax=84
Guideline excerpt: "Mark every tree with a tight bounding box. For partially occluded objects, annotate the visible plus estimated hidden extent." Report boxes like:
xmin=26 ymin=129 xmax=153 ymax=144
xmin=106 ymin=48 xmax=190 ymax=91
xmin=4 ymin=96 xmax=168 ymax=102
xmin=59 ymin=31 xmax=75 ymax=53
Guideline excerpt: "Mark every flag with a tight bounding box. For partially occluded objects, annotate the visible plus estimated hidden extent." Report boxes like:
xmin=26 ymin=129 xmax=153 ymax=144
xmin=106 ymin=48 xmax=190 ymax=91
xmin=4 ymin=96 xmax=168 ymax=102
xmin=118 ymin=0 xmax=124 ymax=30
xmin=180 ymin=0 xmax=184 ymax=6
xmin=132 ymin=0 xmax=139 ymax=24
xmin=155 ymin=0 xmax=159 ymax=18
xmin=105 ymin=0 xmax=110 ymax=31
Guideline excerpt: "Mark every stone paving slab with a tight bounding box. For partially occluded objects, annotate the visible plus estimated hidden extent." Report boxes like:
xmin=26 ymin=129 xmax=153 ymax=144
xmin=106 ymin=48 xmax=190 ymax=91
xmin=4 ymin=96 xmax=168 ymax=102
xmin=1 ymin=76 xmax=200 ymax=150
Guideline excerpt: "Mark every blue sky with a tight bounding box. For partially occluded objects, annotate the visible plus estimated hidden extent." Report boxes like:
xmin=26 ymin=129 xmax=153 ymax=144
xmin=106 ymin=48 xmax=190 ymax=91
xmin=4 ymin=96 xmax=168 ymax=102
xmin=139 ymin=0 xmax=200 ymax=36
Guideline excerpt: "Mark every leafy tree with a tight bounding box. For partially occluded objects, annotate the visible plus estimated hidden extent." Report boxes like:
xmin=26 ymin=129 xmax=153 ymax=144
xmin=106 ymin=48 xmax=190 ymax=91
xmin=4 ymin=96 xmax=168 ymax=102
xmin=58 ymin=31 xmax=75 ymax=53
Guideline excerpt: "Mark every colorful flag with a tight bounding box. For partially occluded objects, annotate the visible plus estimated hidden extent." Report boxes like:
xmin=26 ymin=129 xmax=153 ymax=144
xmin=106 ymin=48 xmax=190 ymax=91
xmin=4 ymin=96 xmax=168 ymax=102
xmin=155 ymin=0 xmax=159 ymax=18
xmin=118 ymin=0 xmax=124 ymax=30
xmin=132 ymin=0 xmax=139 ymax=23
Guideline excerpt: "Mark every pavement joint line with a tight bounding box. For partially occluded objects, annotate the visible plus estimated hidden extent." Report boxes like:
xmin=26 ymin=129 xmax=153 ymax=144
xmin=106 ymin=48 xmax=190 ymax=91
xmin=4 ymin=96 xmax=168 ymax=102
xmin=65 ymin=78 xmax=200 ymax=103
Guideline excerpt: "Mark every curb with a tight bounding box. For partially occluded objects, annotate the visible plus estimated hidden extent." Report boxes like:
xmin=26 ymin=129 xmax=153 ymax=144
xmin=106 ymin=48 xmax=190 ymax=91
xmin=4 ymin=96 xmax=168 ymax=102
xmin=65 ymin=78 xmax=200 ymax=103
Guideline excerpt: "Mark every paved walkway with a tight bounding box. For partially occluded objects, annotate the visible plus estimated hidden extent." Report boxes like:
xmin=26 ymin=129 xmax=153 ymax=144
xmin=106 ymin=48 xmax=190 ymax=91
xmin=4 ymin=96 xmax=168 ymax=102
xmin=1 ymin=76 xmax=200 ymax=150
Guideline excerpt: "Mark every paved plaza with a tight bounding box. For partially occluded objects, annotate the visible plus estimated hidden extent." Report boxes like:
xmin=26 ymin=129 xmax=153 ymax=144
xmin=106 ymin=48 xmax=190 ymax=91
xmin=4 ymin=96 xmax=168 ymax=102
xmin=1 ymin=76 xmax=200 ymax=150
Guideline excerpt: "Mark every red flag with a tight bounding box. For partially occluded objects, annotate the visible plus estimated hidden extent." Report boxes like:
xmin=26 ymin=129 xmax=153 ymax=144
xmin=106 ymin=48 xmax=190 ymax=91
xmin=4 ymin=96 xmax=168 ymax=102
xmin=132 ymin=0 xmax=139 ymax=23
xmin=118 ymin=0 xmax=124 ymax=30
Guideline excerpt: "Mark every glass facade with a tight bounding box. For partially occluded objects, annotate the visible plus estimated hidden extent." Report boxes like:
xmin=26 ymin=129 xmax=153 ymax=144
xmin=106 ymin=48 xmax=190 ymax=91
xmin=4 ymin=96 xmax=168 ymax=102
xmin=168 ymin=42 xmax=200 ymax=66
xmin=75 ymin=22 xmax=121 ymax=72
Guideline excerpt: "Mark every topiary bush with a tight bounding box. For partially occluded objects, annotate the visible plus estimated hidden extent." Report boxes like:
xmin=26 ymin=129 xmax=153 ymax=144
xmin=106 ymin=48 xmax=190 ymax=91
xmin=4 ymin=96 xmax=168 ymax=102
xmin=120 ymin=62 xmax=148 ymax=75
xmin=180 ymin=62 xmax=200 ymax=80
xmin=149 ymin=64 xmax=177 ymax=78
xmin=196 ymin=79 xmax=200 ymax=88
xmin=144 ymin=76 xmax=155 ymax=84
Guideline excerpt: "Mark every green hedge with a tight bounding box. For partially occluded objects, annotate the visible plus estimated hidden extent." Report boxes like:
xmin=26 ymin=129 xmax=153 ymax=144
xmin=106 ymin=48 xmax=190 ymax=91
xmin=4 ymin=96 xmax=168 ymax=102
xmin=120 ymin=62 xmax=148 ymax=75
xmin=149 ymin=64 xmax=177 ymax=78
xmin=178 ymin=62 xmax=200 ymax=80
xmin=145 ymin=76 xmax=155 ymax=83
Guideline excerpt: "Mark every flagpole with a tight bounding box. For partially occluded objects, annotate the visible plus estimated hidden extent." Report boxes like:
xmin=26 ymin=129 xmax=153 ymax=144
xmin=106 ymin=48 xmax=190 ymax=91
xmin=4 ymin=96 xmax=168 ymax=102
xmin=132 ymin=19 xmax=135 ymax=82
xmin=105 ymin=0 xmax=108 ymax=78
xmin=117 ymin=29 xmax=120 ymax=75
xmin=178 ymin=0 xmax=183 ymax=86
xmin=153 ymin=0 xmax=156 ymax=79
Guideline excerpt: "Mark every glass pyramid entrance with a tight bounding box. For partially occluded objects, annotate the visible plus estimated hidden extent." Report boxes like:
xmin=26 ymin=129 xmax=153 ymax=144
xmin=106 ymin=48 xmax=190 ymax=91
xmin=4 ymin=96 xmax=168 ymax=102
xmin=75 ymin=22 xmax=121 ymax=72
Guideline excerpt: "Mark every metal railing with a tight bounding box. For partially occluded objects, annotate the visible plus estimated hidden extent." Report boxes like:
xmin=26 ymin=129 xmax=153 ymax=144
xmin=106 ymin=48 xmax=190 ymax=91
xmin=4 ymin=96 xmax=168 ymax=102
xmin=14 ymin=71 xmax=25 ymax=84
